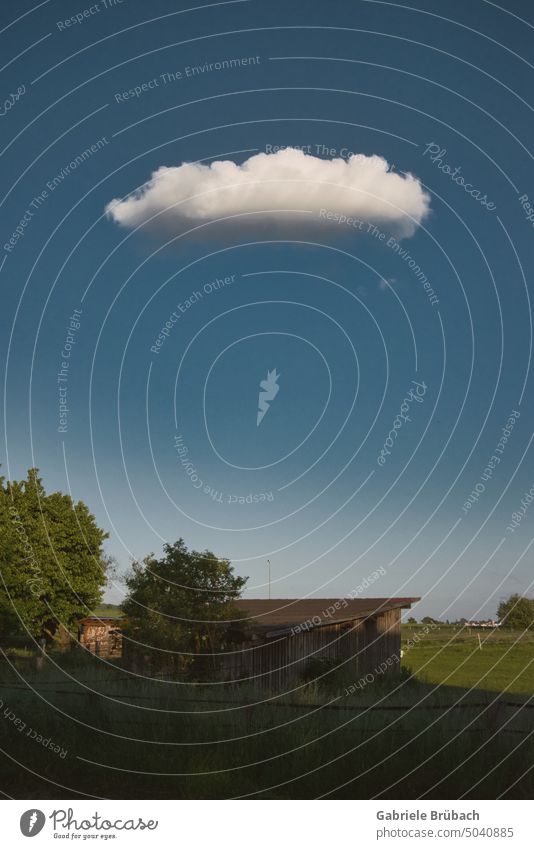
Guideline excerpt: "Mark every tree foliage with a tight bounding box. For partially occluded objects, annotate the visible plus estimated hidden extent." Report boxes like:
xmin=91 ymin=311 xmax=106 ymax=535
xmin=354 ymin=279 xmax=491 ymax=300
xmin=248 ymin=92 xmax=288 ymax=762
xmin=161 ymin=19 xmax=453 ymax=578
xmin=497 ymin=594 xmax=534 ymax=630
xmin=121 ymin=539 xmax=247 ymax=671
xmin=0 ymin=469 xmax=109 ymax=639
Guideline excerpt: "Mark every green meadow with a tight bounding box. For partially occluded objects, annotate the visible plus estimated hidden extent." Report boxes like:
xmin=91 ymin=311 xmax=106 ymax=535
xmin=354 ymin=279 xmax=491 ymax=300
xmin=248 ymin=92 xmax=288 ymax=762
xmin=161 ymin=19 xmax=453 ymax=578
xmin=402 ymin=625 xmax=534 ymax=694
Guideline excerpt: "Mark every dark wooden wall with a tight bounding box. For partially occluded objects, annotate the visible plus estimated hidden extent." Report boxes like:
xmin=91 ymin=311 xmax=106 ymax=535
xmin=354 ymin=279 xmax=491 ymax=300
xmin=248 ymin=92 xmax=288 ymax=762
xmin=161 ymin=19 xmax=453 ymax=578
xmin=218 ymin=609 xmax=402 ymax=689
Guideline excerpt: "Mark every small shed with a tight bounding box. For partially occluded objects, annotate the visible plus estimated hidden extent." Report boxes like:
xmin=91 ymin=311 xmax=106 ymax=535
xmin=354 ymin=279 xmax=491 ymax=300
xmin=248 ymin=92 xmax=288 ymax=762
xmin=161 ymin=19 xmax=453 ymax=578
xmin=78 ymin=616 xmax=123 ymax=658
xmin=219 ymin=596 xmax=419 ymax=687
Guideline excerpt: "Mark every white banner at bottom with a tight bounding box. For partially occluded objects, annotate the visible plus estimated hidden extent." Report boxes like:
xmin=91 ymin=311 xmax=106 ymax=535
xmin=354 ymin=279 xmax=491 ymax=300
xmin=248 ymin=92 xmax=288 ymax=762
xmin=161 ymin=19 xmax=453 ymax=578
xmin=3 ymin=799 xmax=532 ymax=847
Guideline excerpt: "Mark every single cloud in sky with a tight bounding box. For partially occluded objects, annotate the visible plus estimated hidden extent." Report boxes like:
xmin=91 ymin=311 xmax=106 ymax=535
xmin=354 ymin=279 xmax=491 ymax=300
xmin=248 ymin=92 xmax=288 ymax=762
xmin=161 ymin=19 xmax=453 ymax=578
xmin=105 ymin=148 xmax=430 ymax=238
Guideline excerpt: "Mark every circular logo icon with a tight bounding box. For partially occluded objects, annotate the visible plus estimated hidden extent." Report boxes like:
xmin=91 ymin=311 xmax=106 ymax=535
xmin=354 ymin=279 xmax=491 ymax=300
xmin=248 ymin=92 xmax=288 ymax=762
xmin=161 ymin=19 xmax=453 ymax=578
xmin=20 ymin=810 xmax=46 ymax=837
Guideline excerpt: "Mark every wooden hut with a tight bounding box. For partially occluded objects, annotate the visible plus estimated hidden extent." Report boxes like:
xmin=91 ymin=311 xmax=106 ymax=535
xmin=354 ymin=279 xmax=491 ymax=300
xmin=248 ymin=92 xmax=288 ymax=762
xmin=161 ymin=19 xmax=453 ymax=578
xmin=78 ymin=616 xmax=123 ymax=658
xmin=218 ymin=597 xmax=420 ymax=687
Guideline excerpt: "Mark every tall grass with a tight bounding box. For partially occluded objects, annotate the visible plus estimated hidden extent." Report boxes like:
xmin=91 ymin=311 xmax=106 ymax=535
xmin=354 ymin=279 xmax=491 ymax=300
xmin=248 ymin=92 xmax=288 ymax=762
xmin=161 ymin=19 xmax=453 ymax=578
xmin=1 ymin=646 xmax=533 ymax=799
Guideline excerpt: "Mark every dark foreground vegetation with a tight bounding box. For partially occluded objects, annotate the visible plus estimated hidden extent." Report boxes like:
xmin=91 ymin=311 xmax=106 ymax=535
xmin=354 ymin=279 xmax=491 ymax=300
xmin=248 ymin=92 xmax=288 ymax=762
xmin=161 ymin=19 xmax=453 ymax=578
xmin=1 ymin=641 xmax=533 ymax=800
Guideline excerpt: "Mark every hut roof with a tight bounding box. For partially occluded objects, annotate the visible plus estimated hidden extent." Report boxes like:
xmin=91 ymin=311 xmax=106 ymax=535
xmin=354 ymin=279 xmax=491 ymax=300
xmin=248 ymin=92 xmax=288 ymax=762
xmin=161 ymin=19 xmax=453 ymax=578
xmin=233 ymin=597 xmax=419 ymax=635
xmin=79 ymin=616 xmax=124 ymax=625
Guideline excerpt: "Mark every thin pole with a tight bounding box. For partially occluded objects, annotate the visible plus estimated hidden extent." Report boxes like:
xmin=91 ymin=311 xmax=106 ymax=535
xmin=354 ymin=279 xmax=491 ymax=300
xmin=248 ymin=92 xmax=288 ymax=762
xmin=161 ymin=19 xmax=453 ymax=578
xmin=267 ymin=559 xmax=271 ymax=599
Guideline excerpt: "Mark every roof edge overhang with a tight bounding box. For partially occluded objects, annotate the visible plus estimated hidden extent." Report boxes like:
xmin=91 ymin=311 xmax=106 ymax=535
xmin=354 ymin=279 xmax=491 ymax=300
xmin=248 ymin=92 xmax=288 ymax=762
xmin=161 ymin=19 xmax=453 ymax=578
xmin=263 ymin=597 xmax=421 ymax=639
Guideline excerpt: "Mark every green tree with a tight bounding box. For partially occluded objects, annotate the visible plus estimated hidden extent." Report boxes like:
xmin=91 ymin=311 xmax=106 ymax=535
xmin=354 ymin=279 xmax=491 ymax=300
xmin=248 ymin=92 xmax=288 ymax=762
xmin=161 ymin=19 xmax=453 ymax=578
xmin=406 ymin=617 xmax=417 ymax=624
xmin=497 ymin=594 xmax=534 ymax=630
xmin=122 ymin=539 xmax=247 ymax=673
xmin=0 ymin=469 xmax=109 ymax=639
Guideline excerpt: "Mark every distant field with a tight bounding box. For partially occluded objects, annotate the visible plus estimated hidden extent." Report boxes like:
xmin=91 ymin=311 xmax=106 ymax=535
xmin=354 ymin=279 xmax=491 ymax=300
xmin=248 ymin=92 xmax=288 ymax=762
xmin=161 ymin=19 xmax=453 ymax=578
xmin=402 ymin=625 xmax=534 ymax=695
xmin=92 ymin=603 xmax=123 ymax=618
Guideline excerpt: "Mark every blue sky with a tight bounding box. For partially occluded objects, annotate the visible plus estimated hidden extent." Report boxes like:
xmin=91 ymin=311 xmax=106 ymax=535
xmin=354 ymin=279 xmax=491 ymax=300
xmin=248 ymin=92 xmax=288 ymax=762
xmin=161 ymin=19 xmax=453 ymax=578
xmin=2 ymin=0 xmax=534 ymax=619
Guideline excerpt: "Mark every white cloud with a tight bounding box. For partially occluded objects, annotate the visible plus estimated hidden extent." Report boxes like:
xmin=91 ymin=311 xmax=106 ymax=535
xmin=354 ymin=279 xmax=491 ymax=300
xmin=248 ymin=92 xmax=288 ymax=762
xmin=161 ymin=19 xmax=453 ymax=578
xmin=105 ymin=148 xmax=430 ymax=238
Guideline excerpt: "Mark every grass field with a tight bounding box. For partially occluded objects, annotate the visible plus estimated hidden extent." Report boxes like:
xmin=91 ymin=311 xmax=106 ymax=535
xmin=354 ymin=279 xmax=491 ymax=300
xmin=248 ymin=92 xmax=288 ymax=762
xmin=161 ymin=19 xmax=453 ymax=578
xmin=1 ymin=625 xmax=533 ymax=799
xmin=402 ymin=625 xmax=534 ymax=694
